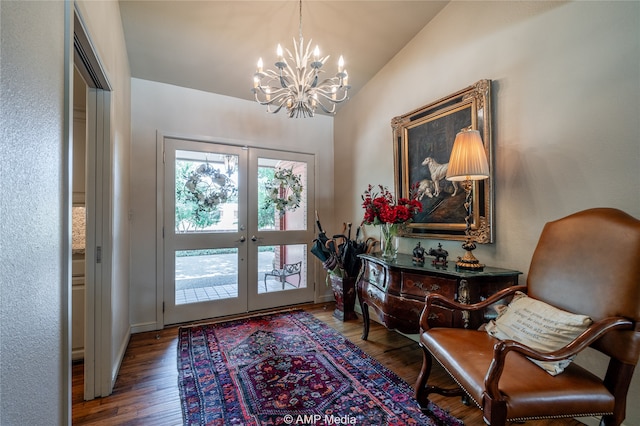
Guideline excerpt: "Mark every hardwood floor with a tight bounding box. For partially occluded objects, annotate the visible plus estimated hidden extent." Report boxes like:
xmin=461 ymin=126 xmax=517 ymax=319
xmin=72 ymin=303 xmax=584 ymax=425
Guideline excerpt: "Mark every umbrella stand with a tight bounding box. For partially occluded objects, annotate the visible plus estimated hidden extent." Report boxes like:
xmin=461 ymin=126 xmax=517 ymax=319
xmin=309 ymin=218 xmax=378 ymax=321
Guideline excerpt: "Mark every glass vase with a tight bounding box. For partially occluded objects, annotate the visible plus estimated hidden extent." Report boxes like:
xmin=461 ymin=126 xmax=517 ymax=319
xmin=380 ymin=223 xmax=398 ymax=260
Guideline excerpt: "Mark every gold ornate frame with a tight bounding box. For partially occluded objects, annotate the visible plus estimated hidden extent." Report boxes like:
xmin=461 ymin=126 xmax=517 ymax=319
xmin=392 ymin=79 xmax=493 ymax=243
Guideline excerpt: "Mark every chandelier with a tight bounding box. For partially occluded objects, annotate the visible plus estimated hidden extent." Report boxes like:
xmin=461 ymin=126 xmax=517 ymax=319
xmin=252 ymin=0 xmax=350 ymax=118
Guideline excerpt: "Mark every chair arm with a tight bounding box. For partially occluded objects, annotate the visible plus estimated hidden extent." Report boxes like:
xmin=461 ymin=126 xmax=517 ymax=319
xmin=419 ymin=285 xmax=527 ymax=332
xmin=484 ymin=316 xmax=634 ymax=399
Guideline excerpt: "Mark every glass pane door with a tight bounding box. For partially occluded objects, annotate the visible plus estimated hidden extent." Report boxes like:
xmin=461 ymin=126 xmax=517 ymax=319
xmin=162 ymin=138 xmax=315 ymax=324
xmin=247 ymin=149 xmax=315 ymax=311
xmin=163 ymin=139 xmax=247 ymax=325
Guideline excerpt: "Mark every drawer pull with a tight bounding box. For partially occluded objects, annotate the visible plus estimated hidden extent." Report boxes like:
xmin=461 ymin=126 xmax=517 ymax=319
xmin=367 ymin=288 xmax=381 ymax=303
xmin=458 ymin=279 xmax=471 ymax=329
xmin=414 ymin=281 xmax=440 ymax=292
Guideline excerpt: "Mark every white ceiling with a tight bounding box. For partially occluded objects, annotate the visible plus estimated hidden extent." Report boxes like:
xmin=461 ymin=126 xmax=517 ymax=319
xmin=118 ymin=1 xmax=448 ymax=112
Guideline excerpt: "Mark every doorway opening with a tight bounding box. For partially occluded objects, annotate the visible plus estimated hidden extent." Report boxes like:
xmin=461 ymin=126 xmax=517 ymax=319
xmin=159 ymin=136 xmax=316 ymax=325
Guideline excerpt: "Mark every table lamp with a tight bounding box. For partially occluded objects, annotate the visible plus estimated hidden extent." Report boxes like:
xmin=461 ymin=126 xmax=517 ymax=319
xmin=446 ymin=128 xmax=490 ymax=270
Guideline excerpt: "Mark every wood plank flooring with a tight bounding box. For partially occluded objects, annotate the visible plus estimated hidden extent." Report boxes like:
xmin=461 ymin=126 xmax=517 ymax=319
xmin=72 ymin=303 xmax=585 ymax=425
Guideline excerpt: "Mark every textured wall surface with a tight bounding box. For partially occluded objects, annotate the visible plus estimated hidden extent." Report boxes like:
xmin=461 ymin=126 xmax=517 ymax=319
xmin=0 ymin=1 xmax=68 ymax=424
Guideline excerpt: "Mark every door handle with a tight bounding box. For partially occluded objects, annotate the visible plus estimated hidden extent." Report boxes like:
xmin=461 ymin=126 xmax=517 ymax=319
xmin=251 ymin=235 xmax=258 ymax=242
xmin=239 ymin=236 xmax=246 ymax=243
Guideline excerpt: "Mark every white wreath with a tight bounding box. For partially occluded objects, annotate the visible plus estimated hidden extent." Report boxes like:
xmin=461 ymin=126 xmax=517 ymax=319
xmin=264 ymin=168 xmax=304 ymax=216
xmin=184 ymin=164 xmax=236 ymax=217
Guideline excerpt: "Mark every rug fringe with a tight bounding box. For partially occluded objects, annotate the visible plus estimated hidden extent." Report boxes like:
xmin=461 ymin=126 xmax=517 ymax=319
xmin=177 ymin=306 xmax=306 ymax=330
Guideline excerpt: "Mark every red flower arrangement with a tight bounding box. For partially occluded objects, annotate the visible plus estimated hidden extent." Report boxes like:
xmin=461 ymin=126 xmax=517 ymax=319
xmin=361 ymin=184 xmax=422 ymax=225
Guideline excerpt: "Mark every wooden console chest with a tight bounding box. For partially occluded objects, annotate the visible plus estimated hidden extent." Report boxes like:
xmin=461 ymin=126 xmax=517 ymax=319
xmin=357 ymin=253 xmax=521 ymax=340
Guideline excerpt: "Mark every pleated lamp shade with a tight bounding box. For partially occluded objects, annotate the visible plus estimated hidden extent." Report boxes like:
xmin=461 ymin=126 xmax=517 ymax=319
xmin=446 ymin=129 xmax=490 ymax=181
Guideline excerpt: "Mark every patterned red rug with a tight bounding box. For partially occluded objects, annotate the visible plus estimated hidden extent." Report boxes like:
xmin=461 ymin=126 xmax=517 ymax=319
xmin=178 ymin=310 xmax=463 ymax=425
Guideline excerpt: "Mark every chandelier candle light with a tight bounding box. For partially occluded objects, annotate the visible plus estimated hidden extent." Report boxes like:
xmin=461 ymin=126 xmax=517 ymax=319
xmin=252 ymin=0 xmax=350 ymax=118
xmin=445 ymin=128 xmax=490 ymax=270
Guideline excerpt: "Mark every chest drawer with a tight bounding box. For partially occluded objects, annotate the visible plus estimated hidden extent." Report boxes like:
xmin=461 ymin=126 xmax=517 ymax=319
xmin=363 ymin=261 xmax=387 ymax=290
xmin=401 ymin=272 xmax=457 ymax=300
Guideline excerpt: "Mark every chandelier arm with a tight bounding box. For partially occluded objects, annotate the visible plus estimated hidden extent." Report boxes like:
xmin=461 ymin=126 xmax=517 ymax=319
xmin=318 ymin=75 xmax=339 ymax=83
xmin=258 ymin=70 xmax=285 ymax=84
xmin=315 ymin=101 xmax=336 ymax=114
xmin=279 ymin=76 xmax=290 ymax=89
xmin=267 ymin=103 xmax=285 ymax=114
xmin=314 ymin=89 xmax=349 ymax=104
xmin=256 ymin=90 xmax=293 ymax=104
xmin=254 ymin=90 xmax=294 ymax=106
xmin=314 ymin=80 xmax=348 ymax=94
xmin=254 ymin=84 xmax=292 ymax=98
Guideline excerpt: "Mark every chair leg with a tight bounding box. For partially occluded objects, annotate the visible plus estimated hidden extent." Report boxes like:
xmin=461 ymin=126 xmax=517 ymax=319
xmin=482 ymin=393 xmax=507 ymax=426
xmin=599 ymin=415 xmax=621 ymax=426
xmin=415 ymin=342 xmax=466 ymax=409
xmin=414 ymin=343 xmax=434 ymax=409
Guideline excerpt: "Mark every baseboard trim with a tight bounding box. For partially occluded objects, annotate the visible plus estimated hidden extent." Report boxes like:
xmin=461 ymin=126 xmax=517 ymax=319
xmin=131 ymin=321 xmax=160 ymax=334
xmin=111 ymin=327 xmax=131 ymax=390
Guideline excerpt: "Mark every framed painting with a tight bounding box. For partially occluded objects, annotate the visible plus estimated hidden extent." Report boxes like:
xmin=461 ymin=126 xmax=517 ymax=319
xmin=392 ymin=79 xmax=494 ymax=242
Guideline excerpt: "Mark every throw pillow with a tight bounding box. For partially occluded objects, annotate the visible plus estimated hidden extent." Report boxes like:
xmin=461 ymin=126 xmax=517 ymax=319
xmin=485 ymin=291 xmax=592 ymax=375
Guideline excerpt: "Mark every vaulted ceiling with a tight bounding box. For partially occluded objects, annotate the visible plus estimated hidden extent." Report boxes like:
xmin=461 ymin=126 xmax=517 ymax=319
xmin=118 ymin=1 xmax=448 ymax=111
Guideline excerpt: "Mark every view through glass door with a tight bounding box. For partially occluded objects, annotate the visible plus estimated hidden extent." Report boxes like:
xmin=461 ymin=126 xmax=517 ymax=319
xmin=162 ymin=138 xmax=315 ymax=325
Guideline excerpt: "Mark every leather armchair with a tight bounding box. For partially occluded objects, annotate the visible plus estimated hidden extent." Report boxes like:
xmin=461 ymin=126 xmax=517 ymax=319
xmin=414 ymin=208 xmax=640 ymax=425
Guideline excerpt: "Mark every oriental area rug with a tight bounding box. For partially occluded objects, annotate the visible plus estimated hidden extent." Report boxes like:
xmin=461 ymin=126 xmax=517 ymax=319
xmin=177 ymin=310 xmax=463 ymax=426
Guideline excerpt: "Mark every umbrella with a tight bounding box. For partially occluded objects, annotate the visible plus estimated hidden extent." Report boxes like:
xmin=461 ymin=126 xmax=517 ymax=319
xmin=310 ymin=211 xmax=331 ymax=262
xmin=332 ymin=224 xmax=374 ymax=278
xmin=323 ymin=238 xmax=342 ymax=274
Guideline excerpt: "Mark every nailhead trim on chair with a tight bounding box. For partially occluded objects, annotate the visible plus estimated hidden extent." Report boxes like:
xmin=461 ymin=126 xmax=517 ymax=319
xmin=508 ymin=413 xmax=613 ymax=422
xmin=432 ymin=354 xmax=614 ymax=423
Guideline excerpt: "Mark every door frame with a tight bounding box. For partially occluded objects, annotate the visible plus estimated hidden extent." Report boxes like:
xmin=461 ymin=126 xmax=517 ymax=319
xmin=73 ymin=6 xmax=114 ymax=400
xmin=155 ymin=132 xmax=317 ymax=328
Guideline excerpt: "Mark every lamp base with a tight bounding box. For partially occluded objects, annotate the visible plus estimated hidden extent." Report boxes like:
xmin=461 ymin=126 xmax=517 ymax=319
xmin=455 ymin=240 xmax=485 ymax=271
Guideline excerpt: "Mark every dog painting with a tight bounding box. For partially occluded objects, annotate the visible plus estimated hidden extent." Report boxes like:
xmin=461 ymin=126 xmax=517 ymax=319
xmin=421 ymin=157 xmax=459 ymax=198
xmin=391 ymin=79 xmax=493 ymax=242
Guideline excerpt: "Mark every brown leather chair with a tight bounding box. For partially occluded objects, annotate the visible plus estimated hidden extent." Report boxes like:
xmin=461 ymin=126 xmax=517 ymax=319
xmin=414 ymin=208 xmax=640 ymax=425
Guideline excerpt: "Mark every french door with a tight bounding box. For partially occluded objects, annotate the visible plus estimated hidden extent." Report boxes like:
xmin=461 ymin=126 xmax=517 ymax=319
xmin=161 ymin=137 xmax=315 ymax=325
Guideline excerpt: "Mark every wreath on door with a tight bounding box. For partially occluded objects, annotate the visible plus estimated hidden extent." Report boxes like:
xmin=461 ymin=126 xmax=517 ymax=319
xmin=263 ymin=167 xmax=303 ymax=216
xmin=184 ymin=163 xmax=237 ymax=219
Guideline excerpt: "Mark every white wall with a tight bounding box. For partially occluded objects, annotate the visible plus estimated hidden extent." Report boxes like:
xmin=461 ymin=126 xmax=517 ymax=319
xmin=334 ymin=1 xmax=639 ymax=424
xmin=0 ymin=1 xmax=69 ymax=423
xmin=129 ymin=79 xmax=335 ymax=331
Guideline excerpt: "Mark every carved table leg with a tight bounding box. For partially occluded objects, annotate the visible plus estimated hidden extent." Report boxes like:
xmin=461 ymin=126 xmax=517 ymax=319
xmin=361 ymin=303 xmax=370 ymax=340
